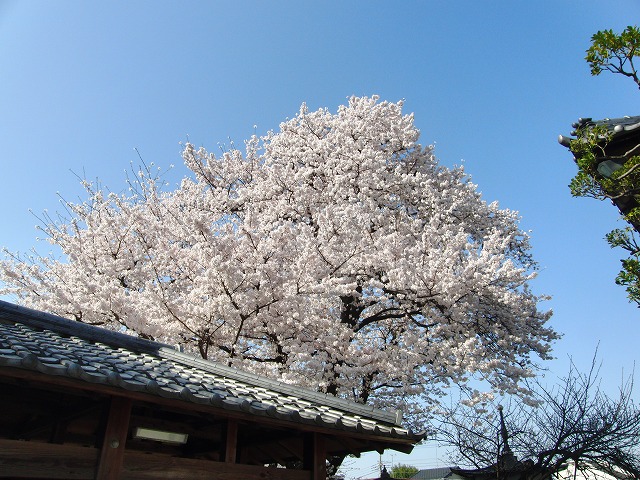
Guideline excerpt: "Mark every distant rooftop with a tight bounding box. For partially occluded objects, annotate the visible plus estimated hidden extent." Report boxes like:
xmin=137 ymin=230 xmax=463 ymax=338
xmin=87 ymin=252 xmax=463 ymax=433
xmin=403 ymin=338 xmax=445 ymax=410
xmin=411 ymin=466 xmax=455 ymax=479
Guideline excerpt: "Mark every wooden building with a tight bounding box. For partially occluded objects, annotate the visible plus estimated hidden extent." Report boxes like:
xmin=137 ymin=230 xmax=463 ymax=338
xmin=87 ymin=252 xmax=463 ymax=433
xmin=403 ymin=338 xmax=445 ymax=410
xmin=0 ymin=300 xmax=423 ymax=479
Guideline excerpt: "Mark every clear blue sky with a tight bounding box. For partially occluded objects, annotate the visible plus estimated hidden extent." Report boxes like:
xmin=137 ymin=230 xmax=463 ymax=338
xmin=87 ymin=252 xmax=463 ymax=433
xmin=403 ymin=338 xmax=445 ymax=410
xmin=1 ymin=1 xmax=639 ymax=477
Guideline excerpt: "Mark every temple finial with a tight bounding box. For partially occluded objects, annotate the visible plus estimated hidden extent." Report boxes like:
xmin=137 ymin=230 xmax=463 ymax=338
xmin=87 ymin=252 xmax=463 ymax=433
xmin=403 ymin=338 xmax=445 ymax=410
xmin=497 ymin=405 xmax=512 ymax=454
xmin=497 ymin=405 xmax=518 ymax=469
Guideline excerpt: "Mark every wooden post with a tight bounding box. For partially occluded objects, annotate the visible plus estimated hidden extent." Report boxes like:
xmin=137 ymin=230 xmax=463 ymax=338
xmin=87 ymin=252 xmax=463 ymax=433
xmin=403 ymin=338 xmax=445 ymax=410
xmin=224 ymin=419 xmax=238 ymax=463
xmin=96 ymin=396 xmax=132 ymax=480
xmin=304 ymin=433 xmax=326 ymax=480
xmin=313 ymin=433 xmax=326 ymax=480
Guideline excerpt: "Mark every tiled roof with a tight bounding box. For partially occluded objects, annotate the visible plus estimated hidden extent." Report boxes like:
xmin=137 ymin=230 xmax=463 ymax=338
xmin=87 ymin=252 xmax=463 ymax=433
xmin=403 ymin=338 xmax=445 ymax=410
xmin=449 ymin=458 xmax=537 ymax=480
xmin=0 ymin=300 xmax=422 ymax=443
xmin=558 ymin=115 xmax=640 ymax=147
xmin=410 ymin=467 xmax=455 ymax=479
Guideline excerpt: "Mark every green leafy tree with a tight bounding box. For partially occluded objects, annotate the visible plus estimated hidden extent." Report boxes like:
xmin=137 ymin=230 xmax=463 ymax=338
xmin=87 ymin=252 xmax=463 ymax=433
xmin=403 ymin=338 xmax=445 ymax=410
xmin=390 ymin=464 xmax=419 ymax=479
xmin=569 ymin=26 xmax=640 ymax=305
xmin=586 ymin=26 xmax=640 ymax=88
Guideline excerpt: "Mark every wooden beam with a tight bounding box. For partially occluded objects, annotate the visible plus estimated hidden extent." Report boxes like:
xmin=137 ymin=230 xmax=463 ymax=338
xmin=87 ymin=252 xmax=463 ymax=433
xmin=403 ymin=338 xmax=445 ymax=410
xmin=0 ymin=438 xmax=97 ymax=479
xmin=330 ymin=435 xmax=363 ymax=457
xmin=121 ymin=449 xmax=311 ymax=479
xmin=224 ymin=419 xmax=238 ymax=463
xmin=96 ymin=396 xmax=132 ymax=480
xmin=18 ymin=403 xmax=103 ymax=441
xmin=0 ymin=437 xmax=311 ymax=480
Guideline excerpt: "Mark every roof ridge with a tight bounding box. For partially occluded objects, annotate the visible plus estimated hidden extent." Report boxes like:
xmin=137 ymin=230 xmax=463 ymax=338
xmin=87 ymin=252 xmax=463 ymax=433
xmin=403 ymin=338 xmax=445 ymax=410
xmin=0 ymin=300 xmax=173 ymax=351
xmin=0 ymin=300 xmax=401 ymax=426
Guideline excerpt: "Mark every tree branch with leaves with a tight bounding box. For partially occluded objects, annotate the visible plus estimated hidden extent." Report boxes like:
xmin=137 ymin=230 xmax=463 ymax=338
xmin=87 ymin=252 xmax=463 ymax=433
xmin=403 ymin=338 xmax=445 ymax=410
xmin=566 ymin=25 xmax=640 ymax=306
xmin=586 ymin=26 xmax=640 ymax=89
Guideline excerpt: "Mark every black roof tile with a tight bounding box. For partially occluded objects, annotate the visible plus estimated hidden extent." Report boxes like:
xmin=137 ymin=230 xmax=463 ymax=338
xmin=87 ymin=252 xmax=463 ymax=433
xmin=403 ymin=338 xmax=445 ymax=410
xmin=559 ymin=115 xmax=640 ymax=147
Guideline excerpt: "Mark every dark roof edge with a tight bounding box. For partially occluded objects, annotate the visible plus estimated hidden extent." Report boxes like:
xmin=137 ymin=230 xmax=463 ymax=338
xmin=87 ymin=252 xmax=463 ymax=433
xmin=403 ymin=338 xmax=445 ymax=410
xmin=559 ymin=115 xmax=640 ymax=150
xmin=0 ymin=300 xmax=402 ymax=427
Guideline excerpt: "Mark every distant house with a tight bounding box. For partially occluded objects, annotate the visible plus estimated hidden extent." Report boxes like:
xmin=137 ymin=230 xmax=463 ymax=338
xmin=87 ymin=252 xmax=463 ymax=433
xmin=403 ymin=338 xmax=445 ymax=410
xmin=0 ymin=300 xmax=423 ymax=479
xmin=411 ymin=460 xmax=552 ymax=480
xmin=411 ymin=466 xmax=458 ymax=480
xmin=411 ymin=461 xmax=545 ymax=480
xmin=447 ymin=459 xmax=545 ymax=480
xmin=411 ymin=463 xmax=630 ymax=480
xmin=554 ymin=461 xmax=634 ymax=480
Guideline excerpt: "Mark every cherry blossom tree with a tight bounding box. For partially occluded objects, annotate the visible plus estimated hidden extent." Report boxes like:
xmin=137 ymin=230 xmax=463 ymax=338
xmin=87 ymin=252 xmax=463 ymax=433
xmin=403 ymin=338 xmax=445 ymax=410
xmin=1 ymin=96 xmax=556 ymax=424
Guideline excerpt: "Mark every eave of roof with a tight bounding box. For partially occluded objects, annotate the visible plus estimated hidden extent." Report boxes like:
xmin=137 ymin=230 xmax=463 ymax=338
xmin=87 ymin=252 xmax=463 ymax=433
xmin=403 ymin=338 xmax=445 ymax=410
xmin=558 ymin=115 xmax=640 ymax=148
xmin=0 ymin=300 xmax=423 ymax=445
